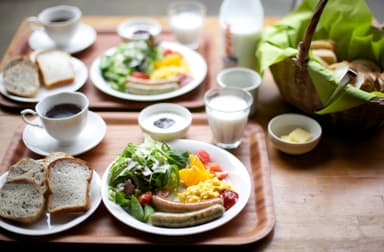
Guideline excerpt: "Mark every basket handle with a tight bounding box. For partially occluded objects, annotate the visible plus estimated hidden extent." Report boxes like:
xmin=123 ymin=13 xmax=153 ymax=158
xmin=297 ymin=0 xmax=328 ymax=69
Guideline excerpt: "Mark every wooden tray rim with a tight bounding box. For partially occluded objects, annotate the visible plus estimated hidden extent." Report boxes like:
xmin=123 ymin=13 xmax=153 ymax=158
xmin=0 ymin=112 xmax=275 ymax=246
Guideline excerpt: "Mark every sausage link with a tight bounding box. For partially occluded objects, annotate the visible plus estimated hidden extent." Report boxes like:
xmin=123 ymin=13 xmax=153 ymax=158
xmin=149 ymin=204 xmax=225 ymax=228
xmin=151 ymin=195 xmax=223 ymax=213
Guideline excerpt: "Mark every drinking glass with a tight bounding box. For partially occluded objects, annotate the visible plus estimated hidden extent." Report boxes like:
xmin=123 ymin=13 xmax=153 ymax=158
xmin=168 ymin=1 xmax=206 ymax=50
xmin=204 ymin=87 xmax=253 ymax=149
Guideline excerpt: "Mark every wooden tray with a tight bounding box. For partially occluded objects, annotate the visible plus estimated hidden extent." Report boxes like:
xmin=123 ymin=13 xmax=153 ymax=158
xmin=0 ymin=113 xmax=275 ymax=246
xmin=0 ymin=25 xmax=217 ymax=112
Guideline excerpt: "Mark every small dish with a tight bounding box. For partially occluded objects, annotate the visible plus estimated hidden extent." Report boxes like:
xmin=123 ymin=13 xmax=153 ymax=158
xmin=267 ymin=113 xmax=322 ymax=155
xmin=117 ymin=18 xmax=161 ymax=41
xmin=138 ymin=103 xmax=192 ymax=142
xmin=22 ymin=111 xmax=106 ymax=156
xmin=28 ymin=23 xmax=97 ymax=54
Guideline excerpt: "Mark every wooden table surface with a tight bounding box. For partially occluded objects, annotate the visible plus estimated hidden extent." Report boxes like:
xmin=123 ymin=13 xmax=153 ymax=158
xmin=1 ymin=16 xmax=384 ymax=251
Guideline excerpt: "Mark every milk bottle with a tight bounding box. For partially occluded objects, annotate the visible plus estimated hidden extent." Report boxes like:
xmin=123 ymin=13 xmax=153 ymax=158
xmin=219 ymin=0 xmax=264 ymax=69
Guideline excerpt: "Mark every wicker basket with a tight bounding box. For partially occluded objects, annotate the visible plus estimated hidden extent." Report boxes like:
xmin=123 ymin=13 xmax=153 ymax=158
xmin=269 ymin=0 xmax=384 ymax=131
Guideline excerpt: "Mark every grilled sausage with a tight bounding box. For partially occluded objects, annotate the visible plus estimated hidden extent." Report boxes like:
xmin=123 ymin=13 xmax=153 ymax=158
xmin=149 ymin=204 xmax=225 ymax=228
xmin=151 ymin=195 xmax=223 ymax=213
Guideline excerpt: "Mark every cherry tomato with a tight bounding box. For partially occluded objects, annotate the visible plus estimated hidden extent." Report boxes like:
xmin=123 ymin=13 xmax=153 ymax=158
xmin=220 ymin=189 xmax=239 ymax=210
xmin=205 ymin=162 xmax=223 ymax=172
xmin=163 ymin=48 xmax=177 ymax=56
xmin=195 ymin=149 xmax=210 ymax=164
xmin=215 ymin=171 xmax=229 ymax=180
xmin=131 ymin=71 xmax=149 ymax=79
xmin=138 ymin=191 xmax=152 ymax=206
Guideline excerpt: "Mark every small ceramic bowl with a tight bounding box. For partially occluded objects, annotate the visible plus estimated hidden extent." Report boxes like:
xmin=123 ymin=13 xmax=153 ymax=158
xmin=117 ymin=18 xmax=162 ymax=41
xmin=267 ymin=113 xmax=322 ymax=155
xmin=138 ymin=103 xmax=192 ymax=142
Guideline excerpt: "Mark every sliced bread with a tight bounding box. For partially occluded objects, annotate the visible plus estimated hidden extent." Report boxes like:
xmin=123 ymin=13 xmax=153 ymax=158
xmin=6 ymin=158 xmax=48 ymax=195
xmin=39 ymin=151 xmax=73 ymax=169
xmin=47 ymin=157 xmax=92 ymax=214
xmin=2 ymin=56 xmax=40 ymax=97
xmin=35 ymin=50 xmax=75 ymax=88
xmin=0 ymin=178 xmax=45 ymax=224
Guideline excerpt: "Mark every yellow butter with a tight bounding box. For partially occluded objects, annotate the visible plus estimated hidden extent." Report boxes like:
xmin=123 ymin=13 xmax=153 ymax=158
xmin=281 ymin=128 xmax=312 ymax=143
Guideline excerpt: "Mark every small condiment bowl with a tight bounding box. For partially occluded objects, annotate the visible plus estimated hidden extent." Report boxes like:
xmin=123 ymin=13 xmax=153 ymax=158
xmin=267 ymin=113 xmax=322 ymax=155
xmin=117 ymin=18 xmax=162 ymax=41
xmin=138 ymin=103 xmax=192 ymax=142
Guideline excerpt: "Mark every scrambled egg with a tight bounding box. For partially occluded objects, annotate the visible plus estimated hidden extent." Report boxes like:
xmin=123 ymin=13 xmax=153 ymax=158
xmin=178 ymin=177 xmax=233 ymax=203
xmin=151 ymin=53 xmax=190 ymax=80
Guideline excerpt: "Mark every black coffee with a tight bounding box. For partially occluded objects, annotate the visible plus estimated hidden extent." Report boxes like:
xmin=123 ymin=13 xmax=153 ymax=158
xmin=49 ymin=17 xmax=71 ymax=23
xmin=45 ymin=103 xmax=82 ymax=119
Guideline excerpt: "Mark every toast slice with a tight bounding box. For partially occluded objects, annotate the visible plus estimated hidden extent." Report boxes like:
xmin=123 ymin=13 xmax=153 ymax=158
xmin=2 ymin=56 xmax=40 ymax=97
xmin=0 ymin=178 xmax=45 ymax=224
xmin=35 ymin=50 xmax=75 ymax=88
xmin=6 ymin=158 xmax=48 ymax=195
xmin=46 ymin=157 xmax=92 ymax=214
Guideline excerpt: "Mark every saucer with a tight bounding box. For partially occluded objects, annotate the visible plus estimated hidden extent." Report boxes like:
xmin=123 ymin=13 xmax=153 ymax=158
xmin=28 ymin=23 xmax=97 ymax=54
xmin=22 ymin=111 xmax=106 ymax=156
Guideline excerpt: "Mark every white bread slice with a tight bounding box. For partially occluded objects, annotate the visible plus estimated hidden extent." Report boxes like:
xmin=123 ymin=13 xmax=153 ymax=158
xmin=6 ymin=158 xmax=48 ymax=195
xmin=0 ymin=178 xmax=45 ymax=224
xmin=35 ymin=50 xmax=75 ymax=88
xmin=2 ymin=57 xmax=40 ymax=97
xmin=40 ymin=152 xmax=73 ymax=169
xmin=47 ymin=157 xmax=92 ymax=214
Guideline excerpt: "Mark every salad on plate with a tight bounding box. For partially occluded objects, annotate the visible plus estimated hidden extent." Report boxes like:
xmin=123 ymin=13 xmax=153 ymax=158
xmin=99 ymin=36 xmax=193 ymax=95
xmin=106 ymin=135 xmax=241 ymax=228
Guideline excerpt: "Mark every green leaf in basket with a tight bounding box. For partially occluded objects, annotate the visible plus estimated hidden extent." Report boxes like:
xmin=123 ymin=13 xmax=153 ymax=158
xmin=256 ymin=0 xmax=384 ymax=114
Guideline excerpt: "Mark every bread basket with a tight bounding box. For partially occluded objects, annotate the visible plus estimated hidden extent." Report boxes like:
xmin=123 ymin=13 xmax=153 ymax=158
xmin=257 ymin=0 xmax=384 ymax=131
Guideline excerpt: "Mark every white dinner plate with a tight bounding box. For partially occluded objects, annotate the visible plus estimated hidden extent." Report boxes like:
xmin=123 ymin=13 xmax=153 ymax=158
xmin=28 ymin=23 xmax=97 ymax=54
xmin=90 ymin=41 xmax=207 ymax=102
xmin=22 ymin=111 xmax=106 ymax=156
xmin=0 ymin=170 xmax=102 ymax=236
xmin=101 ymin=139 xmax=252 ymax=236
xmin=0 ymin=57 xmax=88 ymax=103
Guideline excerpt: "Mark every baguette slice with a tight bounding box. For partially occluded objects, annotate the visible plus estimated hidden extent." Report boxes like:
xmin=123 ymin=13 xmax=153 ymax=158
xmin=6 ymin=158 xmax=48 ymax=195
xmin=2 ymin=56 xmax=40 ymax=97
xmin=35 ymin=50 xmax=75 ymax=88
xmin=47 ymin=157 xmax=92 ymax=214
xmin=0 ymin=178 xmax=45 ymax=224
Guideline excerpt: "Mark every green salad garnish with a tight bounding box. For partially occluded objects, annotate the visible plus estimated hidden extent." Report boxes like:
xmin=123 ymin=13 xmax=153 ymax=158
xmin=99 ymin=36 xmax=162 ymax=92
xmin=107 ymin=135 xmax=189 ymax=221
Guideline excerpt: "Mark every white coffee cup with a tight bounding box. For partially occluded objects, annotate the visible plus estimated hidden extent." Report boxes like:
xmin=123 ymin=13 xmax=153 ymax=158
xmin=21 ymin=92 xmax=89 ymax=145
xmin=216 ymin=67 xmax=262 ymax=116
xmin=27 ymin=5 xmax=81 ymax=48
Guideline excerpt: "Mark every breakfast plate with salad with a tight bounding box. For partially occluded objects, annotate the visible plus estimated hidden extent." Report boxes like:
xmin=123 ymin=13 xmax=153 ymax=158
xmin=101 ymin=135 xmax=252 ymax=236
xmin=90 ymin=39 xmax=207 ymax=102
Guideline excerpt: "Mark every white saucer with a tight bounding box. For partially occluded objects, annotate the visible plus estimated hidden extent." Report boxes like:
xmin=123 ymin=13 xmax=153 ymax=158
xmin=22 ymin=111 xmax=106 ymax=156
xmin=28 ymin=23 xmax=97 ymax=54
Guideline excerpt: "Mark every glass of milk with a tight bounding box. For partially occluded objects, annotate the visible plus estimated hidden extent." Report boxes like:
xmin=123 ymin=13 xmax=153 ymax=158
xmin=204 ymin=87 xmax=253 ymax=149
xmin=168 ymin=1 xmax=205 ymax=50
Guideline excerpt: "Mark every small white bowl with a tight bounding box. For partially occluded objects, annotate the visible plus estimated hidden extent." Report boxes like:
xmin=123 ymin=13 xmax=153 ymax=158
xmin=267 ymin=113 xmax=322 ymax=155
xmin=138 ymin=103 xmax=192 ymax=142
xmin=117 ymin=18 xmax=162 ymax=41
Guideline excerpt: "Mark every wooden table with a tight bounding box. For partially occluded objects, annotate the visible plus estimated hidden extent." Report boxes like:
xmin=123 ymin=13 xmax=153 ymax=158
xmin=1 ymin=17 xmax=384 ymax=251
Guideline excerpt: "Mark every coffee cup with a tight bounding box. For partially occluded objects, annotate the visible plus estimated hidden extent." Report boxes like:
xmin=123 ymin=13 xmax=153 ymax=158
xmin=216 ymin=67 xmax=262 ymax=116
xmin=27 ymin=5 xmax=81 ymax=48
xmin=21 ymin=92 xmax=89 ymax=145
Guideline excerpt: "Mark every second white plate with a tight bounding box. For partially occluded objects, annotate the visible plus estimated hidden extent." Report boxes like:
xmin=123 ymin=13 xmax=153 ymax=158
xmin=0 ymin=170 xmax=102 ymax=236
xmin=90 ymin=41 xmax=207 ymax=102
xmin=0 ymin=57 xmax=88 ymax=103
xmin=101 ymin=139 xmax=252 ymax=236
